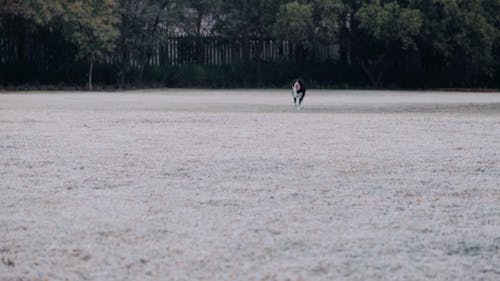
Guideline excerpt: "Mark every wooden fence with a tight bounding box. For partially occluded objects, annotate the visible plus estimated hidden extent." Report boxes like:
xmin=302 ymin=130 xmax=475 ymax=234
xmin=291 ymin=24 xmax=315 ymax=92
xmin=1 ymin=35 xmax=339 ymax=68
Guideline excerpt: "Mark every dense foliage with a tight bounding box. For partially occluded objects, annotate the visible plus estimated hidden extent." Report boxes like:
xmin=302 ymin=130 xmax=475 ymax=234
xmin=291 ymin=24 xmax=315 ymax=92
xmin=1 ymin=0 xmax=499 ymax=89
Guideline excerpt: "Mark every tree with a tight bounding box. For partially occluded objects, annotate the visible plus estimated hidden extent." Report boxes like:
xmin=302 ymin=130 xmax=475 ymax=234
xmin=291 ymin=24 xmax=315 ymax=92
xmin=419 ymin=0 xmax=499 ymax=87
xmin=215 ymin=0 xmax=284 ymax=38
xmin=274 ymin=1 xmax=313 ymax=45
xmin=312 ymin=0 xmax=346 ymax=44
xmin=62 ymin=0 xmax=120 ymax=90
xmin=0 ymin=0 xmax=23 ymax=21
xmin=25 ymin=0 xmax=120 ymax=90
xmin=116 ymin=0 xmax=179 ymax=85
xmin=177 ymin=0 xmax=222 ymax=36
xmin=273 ymin=0 xmax=345 ymax=62
xmin=211 ymin=0 xmax=284 ymax=62
xmin=351 ymin=0 xmax=422 ymax=87
xmin=274 ymin=0 xmax=345 ymax=44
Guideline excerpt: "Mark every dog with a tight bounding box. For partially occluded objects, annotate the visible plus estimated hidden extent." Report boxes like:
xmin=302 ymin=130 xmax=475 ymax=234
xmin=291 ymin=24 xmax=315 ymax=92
xmin=292 ymin=79 xmax=306 ymax=110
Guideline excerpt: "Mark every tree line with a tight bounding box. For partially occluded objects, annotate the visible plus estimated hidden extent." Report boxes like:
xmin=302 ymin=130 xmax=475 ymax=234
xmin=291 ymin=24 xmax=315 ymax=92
xmin=1 ymin=0 xmax=499 ymax=89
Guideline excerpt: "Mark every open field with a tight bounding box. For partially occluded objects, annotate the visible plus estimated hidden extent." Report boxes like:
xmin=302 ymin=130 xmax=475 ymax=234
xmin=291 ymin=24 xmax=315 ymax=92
xmin=1 ymin=90 xmax=499 ymax=280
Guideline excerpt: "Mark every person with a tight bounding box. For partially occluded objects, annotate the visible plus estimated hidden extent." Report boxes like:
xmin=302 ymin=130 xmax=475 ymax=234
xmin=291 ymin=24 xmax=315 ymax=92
xmin=292 ymin=78 xmax=306 ymax=110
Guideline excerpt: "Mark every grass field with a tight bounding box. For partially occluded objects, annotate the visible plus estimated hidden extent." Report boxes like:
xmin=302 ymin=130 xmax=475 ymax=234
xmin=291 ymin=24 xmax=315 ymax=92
xmin=1 ymin=90 xmax=499 ymax=280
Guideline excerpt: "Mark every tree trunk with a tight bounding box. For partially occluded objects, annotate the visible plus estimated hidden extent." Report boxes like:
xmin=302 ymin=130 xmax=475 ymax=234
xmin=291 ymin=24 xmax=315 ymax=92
xmin=119 ymin=47 xmax=130 ymax=88
xmin=88 ymin=58 xmax=93 ymax=91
